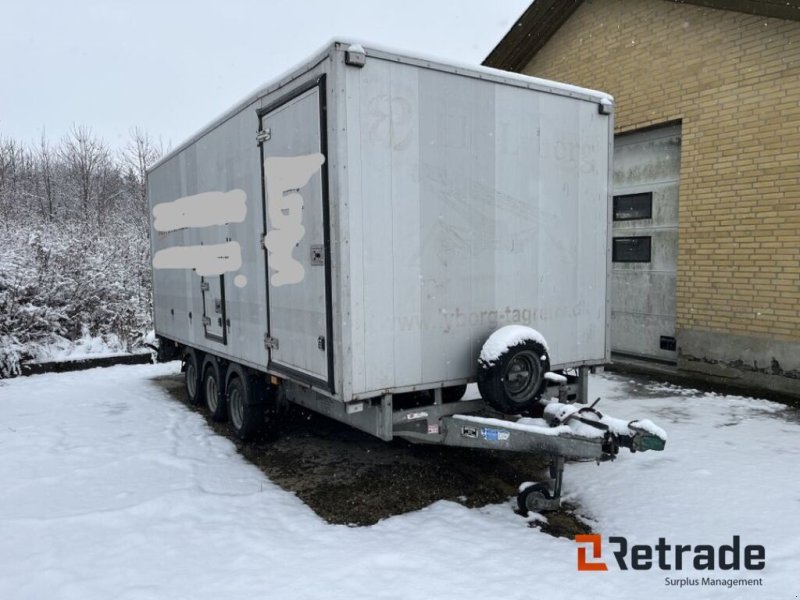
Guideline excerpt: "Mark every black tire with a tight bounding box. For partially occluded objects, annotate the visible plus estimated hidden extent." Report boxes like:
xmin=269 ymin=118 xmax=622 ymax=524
xmin=203 ymin=359 xmax=227 ymax=421
xmin=227 ymin=371 xmax=268 ymax=442
xmin=441 ymin=384 xmax=467 ymax=403
xmin=517 ymin=483 xmax=552 ymax=516
xmin=183 ymin=349 xmax=203 ymax=406
xmin=478 ymin=339 xmax=550 ymax=414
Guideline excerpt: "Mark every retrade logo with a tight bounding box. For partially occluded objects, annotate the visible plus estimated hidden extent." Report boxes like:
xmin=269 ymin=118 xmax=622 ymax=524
xmin=576 ymin=534 xmax=608 ymax=571
xmin=575 ymin=535 xmax=765 ymax=572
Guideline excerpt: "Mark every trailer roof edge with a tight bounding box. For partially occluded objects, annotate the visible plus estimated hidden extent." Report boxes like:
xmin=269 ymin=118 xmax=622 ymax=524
xmin=149 ymin=38 xmax=613 ymax=174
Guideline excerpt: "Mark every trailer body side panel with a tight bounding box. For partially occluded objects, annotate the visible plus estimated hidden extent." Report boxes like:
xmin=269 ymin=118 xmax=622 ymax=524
xmin=343 ymin=55 xmax=610 ymax=397
xmin=149 ymin=99 xmax=269 ymax=371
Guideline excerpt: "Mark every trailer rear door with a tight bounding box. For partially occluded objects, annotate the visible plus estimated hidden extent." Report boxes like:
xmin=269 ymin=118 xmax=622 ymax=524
xmin=258 ymin=78 xmax=333 ymax=390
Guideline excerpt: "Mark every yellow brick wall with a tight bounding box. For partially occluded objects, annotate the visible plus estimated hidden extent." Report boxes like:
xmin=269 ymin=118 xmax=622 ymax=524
xmin=523 ymin=0 xmax=800 ymax=343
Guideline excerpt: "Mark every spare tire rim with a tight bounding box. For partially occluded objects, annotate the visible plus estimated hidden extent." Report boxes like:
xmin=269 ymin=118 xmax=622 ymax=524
xmin=502 ymin=351 xmax=541 ymax=402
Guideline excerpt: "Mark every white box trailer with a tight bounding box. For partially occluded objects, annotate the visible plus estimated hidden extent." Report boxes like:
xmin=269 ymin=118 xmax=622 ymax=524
xmin=149 ymin=41 xmax=665 ymax=512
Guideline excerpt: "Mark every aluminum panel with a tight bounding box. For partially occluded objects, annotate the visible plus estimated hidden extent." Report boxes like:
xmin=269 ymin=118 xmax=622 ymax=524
xmin=345 ymin=56 xmax=610 ymax=397
xmin=149 ymin=100 xmax=268 ymax=369
xmin=261 ymin=87 xmax=329 ymax=382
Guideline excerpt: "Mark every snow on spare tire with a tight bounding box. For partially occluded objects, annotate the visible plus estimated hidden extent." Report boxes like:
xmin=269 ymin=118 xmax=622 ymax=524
xmin=478 ymin=325 xmax=550 ymax=414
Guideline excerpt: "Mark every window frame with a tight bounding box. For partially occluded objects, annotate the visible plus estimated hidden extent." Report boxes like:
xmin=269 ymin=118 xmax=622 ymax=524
xmin=612 ymin=236 xmax=652 ymax=263
xmin=613 ymin=192 xmax=653 ymax=221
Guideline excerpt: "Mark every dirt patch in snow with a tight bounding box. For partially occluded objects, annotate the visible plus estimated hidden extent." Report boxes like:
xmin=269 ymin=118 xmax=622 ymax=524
xmin=532 ymin=503 xmax=593 ymax=538
xmin=154 ymin=372 xmax=591 ymax=536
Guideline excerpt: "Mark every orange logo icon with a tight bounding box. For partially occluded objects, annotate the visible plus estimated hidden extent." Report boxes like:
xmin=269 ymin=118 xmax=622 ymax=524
xmin=576 ymin=534 xmax=608 ymax=571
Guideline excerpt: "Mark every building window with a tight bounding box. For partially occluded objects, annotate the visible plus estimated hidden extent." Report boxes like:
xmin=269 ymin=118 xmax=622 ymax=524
xmin=613 ymin=236 xmax=651 ymax=263
xmin=613 ymin=192 xmax=653 ymax=221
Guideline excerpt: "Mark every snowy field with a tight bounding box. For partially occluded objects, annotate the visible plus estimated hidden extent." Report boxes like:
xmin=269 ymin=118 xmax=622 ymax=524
xmin=1 ymin=363 xmax=798 ymax=599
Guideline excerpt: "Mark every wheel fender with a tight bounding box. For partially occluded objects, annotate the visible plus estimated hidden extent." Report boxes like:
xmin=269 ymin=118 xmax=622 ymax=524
xmin=182 ymin=347 xmax=200 ymax=372
xmin=225 ymin=363 xmax=266 ymax=405
xmin=225 ymin=363 xmax=245 ymax=390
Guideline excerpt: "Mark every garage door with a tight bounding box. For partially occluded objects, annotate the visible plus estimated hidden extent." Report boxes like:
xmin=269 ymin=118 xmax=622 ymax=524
xmin=611 ymin=124 xmax=681 ymax=362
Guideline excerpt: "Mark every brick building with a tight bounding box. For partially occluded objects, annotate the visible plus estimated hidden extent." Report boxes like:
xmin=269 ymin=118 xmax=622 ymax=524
xmin=485 ymin=0 xmax=800 ymax=395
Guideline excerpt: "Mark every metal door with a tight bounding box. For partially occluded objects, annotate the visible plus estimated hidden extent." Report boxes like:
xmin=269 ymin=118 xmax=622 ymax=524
xmin=201 ymin=275 xmax=226 ymax=344
xmin=611 ymin=124 xmax=681 ymax=362
xmin=258 ymin=78 xmax=332 ymax=388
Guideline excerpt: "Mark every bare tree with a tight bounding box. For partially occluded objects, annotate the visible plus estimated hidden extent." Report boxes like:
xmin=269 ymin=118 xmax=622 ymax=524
xmin=123 ymin=127 xmax=163 ymax=212
xmin=60 ymin=125 xmax=110 ymax=216
xmin=0 ymin=137 xmax=34 ymax=226
xmin=0 ymin=137 xmax=22 ymax=193
xmin=35 ymin=131 xmax=56 ymax=220
xmin=0 ymin=138 xmax=14 ymax=226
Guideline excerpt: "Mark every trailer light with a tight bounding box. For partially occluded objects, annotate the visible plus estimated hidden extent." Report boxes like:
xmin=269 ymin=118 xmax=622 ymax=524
xmin=345 ymin=44 xmax=366 ymax=67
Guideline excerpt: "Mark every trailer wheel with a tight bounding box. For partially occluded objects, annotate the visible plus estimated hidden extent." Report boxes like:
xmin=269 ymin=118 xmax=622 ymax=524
xmin=478 ymin=336 xmax=550 ymax=414
xmin=517 ymin=483 xmax=551 ymax=516
xmin=183 ymin=349 xmax=203 ymax=406
xmin=227 ymin=370 xmax=268 ymax=442
xmin=441 ymin=384 xmax=467 ymax=403
xmin=203 ymin=359 xmax=227 ymax=421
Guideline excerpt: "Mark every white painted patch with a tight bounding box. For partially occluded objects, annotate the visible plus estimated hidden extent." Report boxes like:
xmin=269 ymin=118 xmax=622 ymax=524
xmin=233 ymin=274 xmax=248 ymax=288
xmin=153 ymin=242 xmax=242 ymax=276
xmin=263 ymin=153 xmax=325 ymax=287
xmin=152 ymin=189 xmax=247 ymax=232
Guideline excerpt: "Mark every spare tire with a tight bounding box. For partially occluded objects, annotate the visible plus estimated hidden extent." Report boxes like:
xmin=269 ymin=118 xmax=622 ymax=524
xmin=478 ymin=326 xmax=550 ymax=414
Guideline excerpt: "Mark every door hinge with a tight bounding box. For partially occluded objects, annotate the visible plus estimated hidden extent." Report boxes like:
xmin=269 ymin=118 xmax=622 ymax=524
xmin=200 ymin=281 xmax=210 ymax=292
xmin=264 ymin=335 xmax=279 ymax=350
xmin=261 ymin=233 xmax=267 ymax=249
xmin=256 ymin=128 xmax=271 ymax=144
xmin=202 ymin=316 xmax=211 ymax=327
xmin=317 ymin=336 xmax=326 ymax=351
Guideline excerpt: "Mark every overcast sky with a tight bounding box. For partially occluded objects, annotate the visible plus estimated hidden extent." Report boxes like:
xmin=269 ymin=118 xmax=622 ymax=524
xmin=0 ymin=0 xmax=529 ymax=150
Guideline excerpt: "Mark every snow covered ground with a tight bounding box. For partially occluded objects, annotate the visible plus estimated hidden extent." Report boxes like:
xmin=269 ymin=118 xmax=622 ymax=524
xmin=1 ymin=363 xmax=797 ymax=599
